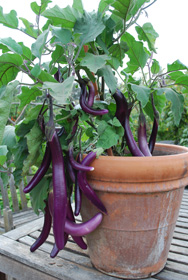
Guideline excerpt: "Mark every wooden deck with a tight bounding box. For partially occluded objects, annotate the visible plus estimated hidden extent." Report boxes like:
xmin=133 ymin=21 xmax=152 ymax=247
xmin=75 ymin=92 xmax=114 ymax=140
xmin=0 ymin=190 xmax=187 ymax=280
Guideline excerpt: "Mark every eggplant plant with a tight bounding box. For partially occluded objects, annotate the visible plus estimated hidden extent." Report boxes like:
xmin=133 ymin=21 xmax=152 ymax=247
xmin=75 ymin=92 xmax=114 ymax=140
xmin=0 ymin=0 xmax=188 ymax=256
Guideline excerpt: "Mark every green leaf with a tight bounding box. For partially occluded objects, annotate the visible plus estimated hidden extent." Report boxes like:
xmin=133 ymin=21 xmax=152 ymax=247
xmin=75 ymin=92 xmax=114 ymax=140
xmin=110 ymin=0 xmax=136 ymax=20
xmin=22 ymin=121 xmax=43 ymax=175
xmin=19 ymin=17 xmax=38 ymax=39
xmin=31 ymin=0 xmax=52 ymax=15
xmin=97 ymin=65 xmax=117 ymax=93
xmin=175 ymin=75 xmax=188 ymax=88
xmin=167 ymin=60 xmax=188 ymax=72
xmin=73 ymin=0 xmax=84 ymax=14
xmin=0 ymin=145 xmax=8 ymax=165
xmin=135 ymin=23 xmax=159 ymax=53
xmin=43 ymin=76 xmax=74 ymax=104
xmin=30 ymin=177 xmax=50 ymax=215
xmin=18 ymin=86 xmax=42 ymax=110
xmin=108 ymin=41 xmax=129 ymax=67
xmin=80 ymin=53 xmax=109 ymax=73
xmin=122 ymin=32 xmax=149 ymax=74
xmin=74 ymin=12 xmax=105 ymax=44
xmin=13 ymin=137 xmax=28 ymax=184
xmin=129 ymin=0 xmax=148 ymax=17
xmin=130 ymin=84 xmax=151 ymax=107
xmin=0 ymin=7 xmax=18 ymax=29
xmin=0 ymin=53 xmax=23 ymax=86
xmin=30 ymin=63 xmax=42 ymax=78
xmin=2 ymin=125 xmax=16 ymax=150
xmin=51 ymin=27 xmax=72 ymax=45
xmin=0 ymin=37 xmax=23 ymax=55
xmin=156 ymin=88 xmax=184 ymax=126
xmin=42 ymin=5 xmax=81 ymax=28
xmin=0 ymin=81 xmax=18 ymax=145
xmin=151 ymin=59 xmax=160 ymax=74
xmin=98 ymin=0 xmax=115 ymax=14
xmin=31 ymin=29 xmax=49 ymax=58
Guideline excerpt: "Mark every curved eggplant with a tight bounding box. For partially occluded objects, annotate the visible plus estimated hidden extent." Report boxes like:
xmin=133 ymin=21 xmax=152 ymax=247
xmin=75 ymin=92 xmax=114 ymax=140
xmin=138 ymin=112 xmax=152 ymax=157
xmin=148 ymin=116 xmax=158 ymax=154
xmin=87 ymin=81 xmax=95 ymax=107
xmin=23 ymin=144 xmax=51 ymax=193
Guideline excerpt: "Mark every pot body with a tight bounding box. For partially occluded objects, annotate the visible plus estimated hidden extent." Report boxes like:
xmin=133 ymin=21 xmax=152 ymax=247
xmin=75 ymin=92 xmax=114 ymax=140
xmin=81 ymin=144 xmax=188 ymax=279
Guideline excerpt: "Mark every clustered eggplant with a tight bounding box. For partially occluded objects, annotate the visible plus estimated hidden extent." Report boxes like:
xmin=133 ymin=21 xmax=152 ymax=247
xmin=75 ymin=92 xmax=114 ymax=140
xmin=23 ymin=90 xmax=106 ymax=257
xmin=113 ymin=89 xmax=158 ymax=156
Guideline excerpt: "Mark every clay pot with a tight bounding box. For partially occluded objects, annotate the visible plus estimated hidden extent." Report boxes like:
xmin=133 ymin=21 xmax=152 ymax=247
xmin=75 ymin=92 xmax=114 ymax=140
xmin=80 ymin=143 xmax=188 ymax=279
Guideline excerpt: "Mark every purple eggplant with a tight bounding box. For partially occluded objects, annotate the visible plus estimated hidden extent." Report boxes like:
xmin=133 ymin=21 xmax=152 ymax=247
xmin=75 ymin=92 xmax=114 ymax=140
xmin=67 ymin=200 xmax=87 ymax=249
xmin=77 ymin=152 xmax=107 ymax=215
xmin=87 ymin=81 xmax=95 ymax=107
xmin=138 ymin=111 xmax=152 ymax=157
xmin=64 ymin=213 xmax=103 ymax=236
xmin=23 ymin=144 xmax=51 ymax=193
xmin=30 ymin=202 xmax=52 ymax=252
xmin=148 ymin=116 xmax=159 ymax=154
xmin=113 ymin=89 xmax=144 ymax=157
xmin=49 ymin=131 xmax=68 ymax=250
xmin=80 ymin=83 xmax=108 ymax=116
xmin=50 ymin=233 xmax=69 ymax=258
xmin=68 ymin=144 xmax=94 ymax=172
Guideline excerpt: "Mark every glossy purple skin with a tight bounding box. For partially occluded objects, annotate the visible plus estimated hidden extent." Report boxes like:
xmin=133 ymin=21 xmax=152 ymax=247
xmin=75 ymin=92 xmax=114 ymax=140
xmin=80 ymin=84 xmax=108 ymax=116
xmin=87 ymin=81 xmax=95 ymax=107
xmin=67 ymin=157 xmax=76 ymax=183
xmin=49 ymin=131 xmax=68 ymax=250
xmin=77 ymin=152 xmax=107 ymax=215
xmin=113 ymin=89 xmax=144 ymax=157
xmin=149 ymin=117 xmax=158 ymax=154
xmin=50 ymin=233 xmax=68 ymax=258
xmin=74 ymin=179 xmax=82 ymax=216
xmin=68 ymin=145 xmax=94 ymax=172
xmin=67 ymin=200 xmax=87 ymax=249
xmin=30 ymin=202 xmax=52 ymax=252
xmin=23 ymin=144 xmax=51 ymax=193
xmin=64 ymin=213 xmax=103 ymax=236
xmin=138 ymin=113 xmax=152 ymax=157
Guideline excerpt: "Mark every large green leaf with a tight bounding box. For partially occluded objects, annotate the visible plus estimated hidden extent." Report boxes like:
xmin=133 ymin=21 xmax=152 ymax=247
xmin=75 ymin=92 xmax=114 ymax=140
xmin=31 ymin=0 xmax=52 ymax=15
xmin=98 ymin=0 xmax=115 ymax=14
xmin=175 ymin=75 xmax=188 ymax=88
xmin=130 ymin=84 xmax=151 ymax=107
xmin=0 ymin=81 xmax=18 ymax=145
xmin=0 ymin=7 xmax=18 ymax=29
xmin=129 ymin=0 xmax=148 ymax=17
xmin=18 ymin=86 xmax=42 ymax=110
xmin=0 ymin=145 xmax=8 ymax=165
xmin=0 ymin=53 xmax=23 ymax=86
xmin=167 ymin=60 xmax=188 ymax=72
xmin=19 ymin=17 xmax=38 ymax=39
xmin=22 ymin=121 xmax=43 ymax=175
xmin=73 ymin=0 xmax=84 ymax=14
xmin=135 ymin=23 xmax=159 ymax=53
xmin=110 ymin=0 xmax=136 ymax=20
xmin=122 ymin=32 xmax=149 ymax=74
xmin=2 ymin=125 xmax=16 ymax=150
xmin=74 ymin=12 xmax=105 ymax=44
xmin=80 ymin=53 xmax=109 ymax=73
xmin=97 ymin=65 xmax=117 ymax=93
xmin=108 ymin=41 xmax=129 ymax=67
xmin=0 ymin=38 xmax=23 ymax=55
xmin=51 ymin=27 xmax=72 ymax=45
xmin=43 ymin=76 xmax=74 ymax=104
xmin=42 ymin=5 xmax=81 ymax=28
xmin=156 ymin=88 xmax=184 ymax=126
xmin=31 ymin=29 xmax=49 ymax=59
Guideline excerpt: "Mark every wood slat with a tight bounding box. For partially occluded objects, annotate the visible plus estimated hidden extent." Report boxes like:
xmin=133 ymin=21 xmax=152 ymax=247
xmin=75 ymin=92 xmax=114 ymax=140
xmin=9 ymin=174 xmax=19 ymax=213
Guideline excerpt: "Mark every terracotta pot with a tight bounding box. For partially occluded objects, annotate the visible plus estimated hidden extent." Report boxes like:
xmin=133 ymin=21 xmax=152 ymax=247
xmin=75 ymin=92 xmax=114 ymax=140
xmin=80 ymin=143 xmax=188 ymax=279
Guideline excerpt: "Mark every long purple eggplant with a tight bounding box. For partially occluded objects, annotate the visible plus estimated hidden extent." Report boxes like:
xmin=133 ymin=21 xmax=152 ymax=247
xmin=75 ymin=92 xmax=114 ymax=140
xmin=138 ymin=111 xmax=152 ymax=157
xmin=68 ymin=144 xmax=94 ymax=172
xmin=65 ymin=213 xmax=103 ymax=236
xmin=80 ymin=83 xmax=108 ymax=116
xmin=67 ymin=156 xmax=76 ymax=183
xmin=87 ymin=81 xmax=95 ymax=107
xmin=67 ymin=200 xmax=87 ymax=249
xmin=74 ymin=173 xmax=82 ymax=216
xmin=23 ymin=144 xmax=51 ymax=193
xmin=30 ymin=202 xmax=52 ymax=252
xmin=113 ymin=89 xmax=144 ymax=157
xmin=77 ymin=152 xmax=107 ymax=215
xmin=50 ymin=233 xmax=69 ymax=258
xmin=148 ymin=116 xmax=159 ymax=154
xmin=49 ymin=131 xmax=68 ymax=250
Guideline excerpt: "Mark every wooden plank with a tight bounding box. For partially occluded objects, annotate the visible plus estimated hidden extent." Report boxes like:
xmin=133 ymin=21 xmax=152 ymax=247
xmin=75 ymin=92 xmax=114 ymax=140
xmin=170 ymin=245 xmax=188 ymax=256
xmin=173 ymin=232 xmax=188 ymax=241
xmin=155 ymin=269 xmax=188 ymax=280
xmin=0 ymin=235 xmax=122 ymax=280
xmin=0 ymin=178 xmax=9 ymax=208
xmin=3 ymin=217 xmax=44 ymax=240
xmin=165 ymin=260 xmax=188 ymax=274
xmin=172 ymin=238 xmax=188 ymax=246
xmin=0 ymin=255 xmax=58 ymax=280
xmin=174 ymin=226 xmax=188 ymax=234
xmin=3 ymin=207 xmax=13 ymax=232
